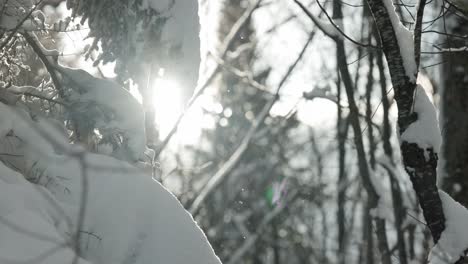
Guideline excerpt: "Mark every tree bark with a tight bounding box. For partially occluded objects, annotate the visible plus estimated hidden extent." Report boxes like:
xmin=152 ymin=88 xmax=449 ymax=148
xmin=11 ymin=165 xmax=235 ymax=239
xmin=365 ymin=0 xmax=446 ymax=243
xmin=333 ymin=1 xmax=391 ymax=263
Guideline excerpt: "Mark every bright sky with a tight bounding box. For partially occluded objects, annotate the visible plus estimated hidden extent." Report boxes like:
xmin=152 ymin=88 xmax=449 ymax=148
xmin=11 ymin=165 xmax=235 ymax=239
xmin=49 ymin=0 xmax=339 ymax=150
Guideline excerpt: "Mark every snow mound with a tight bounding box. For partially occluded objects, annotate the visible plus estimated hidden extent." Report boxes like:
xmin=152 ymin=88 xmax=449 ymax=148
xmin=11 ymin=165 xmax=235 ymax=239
xmin=0 ymin=161 xmax=90 ymax=264
xmin=428 ymin=191 xmax=468 ymax=264
xmin=0 ymin=102 xmax=221 ymax=264
xmin=400 ymin=85 xmax=441 ymax=157
xmin=38 ymin=153 xmax=222 ymax=264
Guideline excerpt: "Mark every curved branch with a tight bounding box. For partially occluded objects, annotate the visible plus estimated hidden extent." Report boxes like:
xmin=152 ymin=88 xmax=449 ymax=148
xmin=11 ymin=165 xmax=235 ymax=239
xmin=22 ymin=32 xmax=64 ymax=98
xmin=414 ymin=0 xmax=427 ymax=69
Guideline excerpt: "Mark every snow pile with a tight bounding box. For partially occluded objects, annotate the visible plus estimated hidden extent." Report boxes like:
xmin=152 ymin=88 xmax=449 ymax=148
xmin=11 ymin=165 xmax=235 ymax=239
xmin=0 ymin=162 xmax=91 ymax=264
xmin=38 ymin=154 xmax=222 ymax=264
xmin=382 ymin=0 xmax=417 ymax=81
xmin=0 ymin=102 xmax=221 ymax=264
xmin=57 ymin=65 xmax=147 ymax=161
xmin=400 ymin=85 xmax=441 ymax=157
xmin=428 ymin=191 xmax=468 ymax=264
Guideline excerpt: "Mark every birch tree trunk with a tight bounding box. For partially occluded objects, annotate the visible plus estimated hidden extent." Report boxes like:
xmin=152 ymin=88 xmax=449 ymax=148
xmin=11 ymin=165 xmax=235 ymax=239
xmin=365 ymin=0 xmax=446 ymax=243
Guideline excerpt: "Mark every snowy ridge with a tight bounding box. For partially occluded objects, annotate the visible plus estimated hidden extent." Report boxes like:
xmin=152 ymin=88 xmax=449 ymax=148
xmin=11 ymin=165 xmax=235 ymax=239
xmin=400 ymin=85 xmax=441 ymax=157
xmin=0 ymin=102 xmax=221 ymax=264
xmin=382 ymin=0 xmax=417 ymax=81
xmin=428 ymin=191 xmax=468 ymax=264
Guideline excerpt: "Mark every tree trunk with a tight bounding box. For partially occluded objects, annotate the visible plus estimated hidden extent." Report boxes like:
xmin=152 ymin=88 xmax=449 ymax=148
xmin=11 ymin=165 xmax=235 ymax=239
xmin=365 ymin=0 xmax=446 ymax=243
xmin=440 ymin=8 xmax=468 ymax=207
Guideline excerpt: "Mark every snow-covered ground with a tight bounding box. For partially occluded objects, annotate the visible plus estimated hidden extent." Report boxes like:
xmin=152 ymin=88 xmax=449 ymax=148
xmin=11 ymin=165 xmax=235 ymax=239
xmin=0 ymin=102 xmax=221 ymax=264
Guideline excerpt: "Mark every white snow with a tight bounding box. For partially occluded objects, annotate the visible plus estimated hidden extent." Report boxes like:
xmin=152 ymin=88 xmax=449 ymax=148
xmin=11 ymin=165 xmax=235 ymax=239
xmin=0 ymin=102 xmax=221 ymax=264
xmin=400 ymin=84 xmax=441 ymax=157
xmin=0 ymin=157 xmax=89 ymax=264
xmin=382 ymin=0 xmax=417 ymax=81
xmin=428 ymin=191 xmax=468 ymax=264
xmin=39 ymin=154 xmax=222 ymax=264
xmin=440 ymin=46 xmax=468 ymax=52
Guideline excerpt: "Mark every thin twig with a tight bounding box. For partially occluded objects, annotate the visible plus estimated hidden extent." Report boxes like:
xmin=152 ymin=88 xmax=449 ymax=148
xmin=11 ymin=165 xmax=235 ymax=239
xmin=190 ymin=31 xmax=316 ymax=215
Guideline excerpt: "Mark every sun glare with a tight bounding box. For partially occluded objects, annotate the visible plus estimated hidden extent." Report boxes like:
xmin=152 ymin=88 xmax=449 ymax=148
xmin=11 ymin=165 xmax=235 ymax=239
xmin=153 ymin=77 xmax=215 ymax=146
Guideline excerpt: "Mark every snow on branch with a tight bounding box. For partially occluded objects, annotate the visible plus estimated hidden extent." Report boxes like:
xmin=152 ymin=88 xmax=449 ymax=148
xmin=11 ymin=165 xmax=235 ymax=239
xmin=400 ymin=84 xmax=441 ymax=158
xmin=382 ymin=0 xmax=417 ymax=81
xmin=55 ymin=65 xmax=147 ymax=162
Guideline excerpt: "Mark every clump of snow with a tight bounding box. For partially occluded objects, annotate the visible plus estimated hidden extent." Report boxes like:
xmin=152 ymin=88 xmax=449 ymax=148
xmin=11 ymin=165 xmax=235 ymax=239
xmin=428 ymin=191 xmax=468 ymax=264
xmin=0 ymin=102 xmax=221 ymax=264
xmin=400 ymin=85 xmax=441 ymax=157
xmin=56 ymin=65 xmax=147 ymax=161
xmin=382 ymin=0 xmax=417 ymax=81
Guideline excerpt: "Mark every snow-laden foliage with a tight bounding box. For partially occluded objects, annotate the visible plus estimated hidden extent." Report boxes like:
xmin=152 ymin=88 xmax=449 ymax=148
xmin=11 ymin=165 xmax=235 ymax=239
xmin=428 ymin=191 xmax=468 ymax=264
xmin=66 ymin=0 xmax=171 ymax=74
xmin=56 ymin=65 xmax=147 ymax=161
xmin=0 ymin=102 xmax=221 ymax=264
xmin=400 ymin=84 xmax=442 ymax=157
